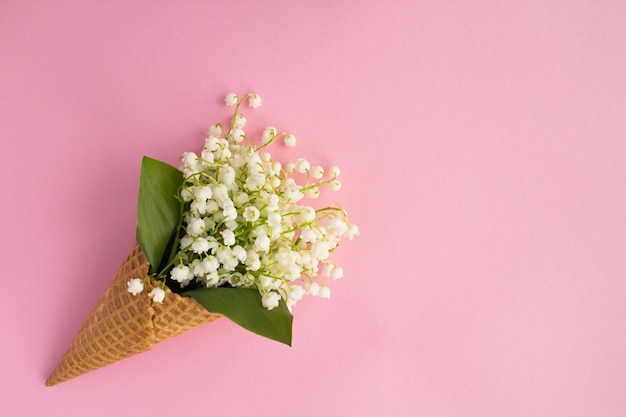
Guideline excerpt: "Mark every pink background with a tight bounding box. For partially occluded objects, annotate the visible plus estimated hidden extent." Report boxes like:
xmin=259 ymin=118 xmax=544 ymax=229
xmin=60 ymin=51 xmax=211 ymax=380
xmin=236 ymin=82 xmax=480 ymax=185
xmin=1 ymin=1 xmax=625 ymax=416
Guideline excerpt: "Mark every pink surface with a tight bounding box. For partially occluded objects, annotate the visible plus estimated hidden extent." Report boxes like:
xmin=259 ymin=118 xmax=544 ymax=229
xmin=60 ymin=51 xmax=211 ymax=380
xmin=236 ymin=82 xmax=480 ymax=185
xmin=1 ymin=1 xmax=626 ymax=415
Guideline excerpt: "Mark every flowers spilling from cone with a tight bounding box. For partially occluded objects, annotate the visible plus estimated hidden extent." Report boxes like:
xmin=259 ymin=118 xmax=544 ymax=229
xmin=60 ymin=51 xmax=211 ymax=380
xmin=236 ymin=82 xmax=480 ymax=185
xmin=46 ymin=93 xmax=357 ymax=386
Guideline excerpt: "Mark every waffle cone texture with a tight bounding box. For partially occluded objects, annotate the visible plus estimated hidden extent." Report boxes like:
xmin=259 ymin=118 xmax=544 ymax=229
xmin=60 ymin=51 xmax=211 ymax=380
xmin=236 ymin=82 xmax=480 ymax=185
xmin=46 ymin=245 xmax=221 ymax=386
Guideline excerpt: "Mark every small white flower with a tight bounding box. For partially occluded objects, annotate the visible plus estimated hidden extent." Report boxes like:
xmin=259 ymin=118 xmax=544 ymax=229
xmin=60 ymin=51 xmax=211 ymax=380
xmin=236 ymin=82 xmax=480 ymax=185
xmin=180 ymin=235 xmax=194 ymax=250
xmin=252 ymin=224 xmax=269 ymax=238
xmin=319 ymin=286 xmax=331 ymax=299
xmin=225 ymin=93 xmax=238 ymax=106
xmin=233 ymin=114 xmax=246 ymax=129
xmin=223 ymin=204 xmax=238 ymax=221
xmin=192 ymin=237 xmax=210 ymax=254
xmin=149 ymin=287 xmax=166 ymax=303
xmin=311 ymin=240 xmax=331 ymax=260
xmin=190 ymin=200 xmax=207 ymax=215
xmin=299 ymin=252 xmax=315 ymax=270
xmin=180 ymin=188 xmax=193 ymax=202
xmin=330 ymin=266 xmax=344 ymax=280
xmin=225 ymin=219 xmax=239 ymax=230
xmin=346 ymin=224 xmax=360 ymax=240
xmin=205 ymin=136 xmax=221 ymax=151
xmin=232 ymin=245 xmax=247 ymax=262
xmin=212 ymin=184 xmax=229 ymax=205
xmin=195 ymin=186 xmax=212 ymax=202
xmin=231 ymin=128 xmax=245 ymax=143
xmin=127 ymin=278 xmax=144 ymax=296
xmin=205 ymin=200 xmax=219 ymax=214
xmin=267 ymin=212 xmax=282 ymax=228
xmin=300 ymin=228 xmax=317 ymax=243
xmin=219 ymin=165 xmax=236 ymax=186
xmin=270 ymin=161 xmax=282 ymax=176
xmin=261 ymin=291 xmax=280 ymax=310
xmin=233 ymin=191 xmax=249 ymax=206
xmin=207 ymin=124 xmax=222 ymax=137
xmin=216 ymin=246 xmax=233 ymax=263
xmin=248 ymin=94 xmax=262 ymax=108
xmin=222 ymin=256 xmax=240 ymax=271
xmin=200 ymin=148 xmax=215 ymax=164
xmin=284 ymin=134 xmax=296 ymax=147
xmin=260 ymin=275 xmax=277 ymax=290
xmin=245 ymin=251 xmax=261 ymax=270
xmin=285 ymin=186 xmax=304 ymax=203
xmin=191 ymin=259 xmax=205 ymax=277
xmin=201 ymin=256 xmax=219 ymax=273
xmin=286 ymin=285 xmax=305 ymax=308
xmin=247 ymin=152 xmax=263 ymax=171
xmin=306 ymin=282 xmax=321 ymax=296
xmin=205 ymin=271 xmax=220 ymax=286
xmin=261 ymin=127 xmax=276 ymax=144
xmin=286 ymin=264 xmax=302 ymax=281
xmin=221 ymin=229 xmax=236 ymax=246
xmin=186 ymin=218 xmax=205 ymax=236
xmin=245 ymin=173 xmax=266 ymax=191
xmin=254 ymin=234 xmax=270 ymax=252
xmin=181 ymin=152 xmax=201 ymax=175
xmin=269 ymin=176 xmax=281 ymax=188
xmin=243 ymin=206 xmax=261 ymax=222
xmin=228 ymin=272 xmax=244 ymax=287
xmin=299 ymin=206 xmax=316 ymax=223
xmin=264 ymin=193 xmax=279 ymax=211
xmin=327 ymin=218 xmax=348 ymax=235
xmin=171 ymin=265 xmax=191 ymax=283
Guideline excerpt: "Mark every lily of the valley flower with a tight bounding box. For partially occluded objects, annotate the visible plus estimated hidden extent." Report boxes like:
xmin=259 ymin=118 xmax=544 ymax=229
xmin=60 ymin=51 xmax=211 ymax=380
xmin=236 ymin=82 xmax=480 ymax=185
xmin=128 ymin=93 xmax=358 ymax=310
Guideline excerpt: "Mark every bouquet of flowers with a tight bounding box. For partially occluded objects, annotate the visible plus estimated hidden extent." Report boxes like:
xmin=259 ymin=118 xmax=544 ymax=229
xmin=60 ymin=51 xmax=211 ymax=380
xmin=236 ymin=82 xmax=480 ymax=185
xmin=46 ymin=93 xmax=358 ymax=386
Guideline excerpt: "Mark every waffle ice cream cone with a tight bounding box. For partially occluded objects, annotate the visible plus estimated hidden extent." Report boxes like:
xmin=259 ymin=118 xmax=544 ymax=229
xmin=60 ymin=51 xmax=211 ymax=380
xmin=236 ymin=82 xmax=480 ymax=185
xmin=46 ymin=245 xmax=221 ymax=386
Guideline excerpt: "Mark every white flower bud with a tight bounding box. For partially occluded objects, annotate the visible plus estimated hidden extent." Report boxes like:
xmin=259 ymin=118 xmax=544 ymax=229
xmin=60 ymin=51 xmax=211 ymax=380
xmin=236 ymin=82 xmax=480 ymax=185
xmin=284 ymin=134 xmax=296 ymax=147
xmin=248 ymin=94 xmax=261 ymax=108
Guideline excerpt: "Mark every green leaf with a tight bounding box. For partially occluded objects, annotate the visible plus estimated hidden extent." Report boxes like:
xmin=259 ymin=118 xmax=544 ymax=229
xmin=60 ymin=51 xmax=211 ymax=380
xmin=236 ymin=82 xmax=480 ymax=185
xmin=183 ymin=288 xmax=293 ymax=346
xmin=136 ymin=156 xmax=184 ymax=272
